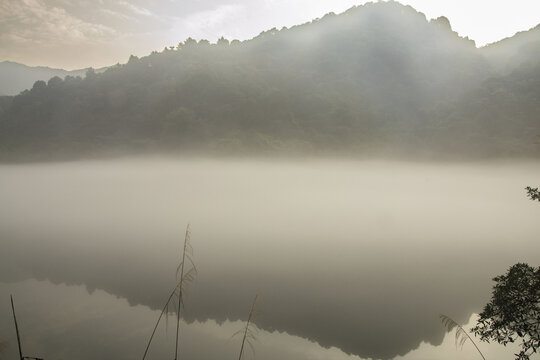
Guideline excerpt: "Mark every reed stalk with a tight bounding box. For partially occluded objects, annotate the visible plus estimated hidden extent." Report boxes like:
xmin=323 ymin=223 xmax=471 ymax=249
xmin=142 ymin=224 xmax=196 ymax=360
xmin=11 ymin=295 xmax=23 ymax=360
xmin=235 ymin=294 xmax=259 ymax=360
xmin=440 ymin=314 xmax=486 ymax=360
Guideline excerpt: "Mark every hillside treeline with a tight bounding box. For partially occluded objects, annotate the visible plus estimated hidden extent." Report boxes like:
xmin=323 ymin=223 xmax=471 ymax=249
xmin=0 ymin=1 xmax=539 ymax=160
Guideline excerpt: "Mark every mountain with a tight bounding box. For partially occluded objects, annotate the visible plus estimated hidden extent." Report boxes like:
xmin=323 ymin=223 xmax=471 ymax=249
xmin=481 ymin=24 xmax=540 ymax=73
xmin=0 ymin=1 xmax=539 ymax=161
xmin=0 ymin=61 xmax=107 ymax=96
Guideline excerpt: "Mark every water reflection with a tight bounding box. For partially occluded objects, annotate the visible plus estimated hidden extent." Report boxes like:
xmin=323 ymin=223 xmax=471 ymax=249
xmin=0 ymin=159 xmax=538 ymax=359
xmin=0 ymin=280 xmax=521 ymax=360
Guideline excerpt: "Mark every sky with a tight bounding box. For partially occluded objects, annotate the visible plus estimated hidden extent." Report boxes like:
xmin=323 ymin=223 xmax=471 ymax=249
xmin=0 ymin=0 xmax=539 ymax=70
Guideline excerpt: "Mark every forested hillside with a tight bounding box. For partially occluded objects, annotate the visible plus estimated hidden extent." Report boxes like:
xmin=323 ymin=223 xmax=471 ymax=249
xmin=0 ymin=1 xmax=539 ymax=161
xmin=480 ymin=24 xmax=540 ymax=73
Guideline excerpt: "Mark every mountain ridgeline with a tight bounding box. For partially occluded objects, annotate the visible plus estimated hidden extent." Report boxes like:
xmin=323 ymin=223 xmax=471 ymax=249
xmin=1 ymin=1 xmax=539 ymax=161
xmin=0 ymin=61 xmax=108 ymax=96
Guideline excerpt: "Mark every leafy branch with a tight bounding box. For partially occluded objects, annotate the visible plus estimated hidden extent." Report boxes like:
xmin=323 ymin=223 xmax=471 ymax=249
xmin=525 ymin=187 xmax=540 ymax=202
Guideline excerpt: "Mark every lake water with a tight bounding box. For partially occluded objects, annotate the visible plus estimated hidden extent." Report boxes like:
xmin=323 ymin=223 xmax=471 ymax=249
xmin=0 ymin=158 xmax=538 ymax=360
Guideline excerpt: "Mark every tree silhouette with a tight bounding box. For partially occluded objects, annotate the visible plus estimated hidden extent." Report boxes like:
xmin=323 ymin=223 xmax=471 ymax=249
xmin=217 ymin=36 xmax=230 ymax=46
xmin=472 ymin=263 xmax=540 ymax=360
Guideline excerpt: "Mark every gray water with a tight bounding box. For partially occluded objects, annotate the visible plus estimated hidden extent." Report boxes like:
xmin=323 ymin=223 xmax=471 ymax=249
xmin=0 ymin=158 xmax=538 ymax=360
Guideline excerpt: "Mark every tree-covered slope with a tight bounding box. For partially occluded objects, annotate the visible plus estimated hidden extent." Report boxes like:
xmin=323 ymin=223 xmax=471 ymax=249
xmin=481 ymin=24 xmax=540 ymax=74
xmin=0 ymin=1 xmax=538 ymax=161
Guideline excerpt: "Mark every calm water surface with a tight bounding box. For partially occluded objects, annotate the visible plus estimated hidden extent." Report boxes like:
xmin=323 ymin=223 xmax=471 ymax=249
xmin=0 ymin=158 xmax=538 ymax=359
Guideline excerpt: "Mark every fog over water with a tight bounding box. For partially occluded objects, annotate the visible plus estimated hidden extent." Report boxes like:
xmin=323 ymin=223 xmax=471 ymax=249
xmin=0 ymin=158 xmax=538 ymax=359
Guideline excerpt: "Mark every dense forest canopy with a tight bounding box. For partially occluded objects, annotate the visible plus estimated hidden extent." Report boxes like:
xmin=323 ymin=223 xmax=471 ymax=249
xmin=0 ymin=0 xmax=539 ymax=161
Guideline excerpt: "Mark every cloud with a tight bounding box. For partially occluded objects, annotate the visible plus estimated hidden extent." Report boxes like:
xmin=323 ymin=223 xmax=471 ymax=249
xmin=118 ymin=0 xmax=154 ymax=17
xmin=172 ymin=3 xmax=247 ymax=39
xmin=0 ymin=0 xmax=170 ymax=68
xmin=0 ymin=0 xmax=116 ymax=45
xmin=0 ymin=0 xmax=121 ymax=68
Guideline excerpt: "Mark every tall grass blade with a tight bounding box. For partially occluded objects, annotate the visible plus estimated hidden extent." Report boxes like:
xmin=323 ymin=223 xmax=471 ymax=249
xmin=237 ymin=294 xmax=259 ymax=360
xmin=142 ymin=224 xmax=196 ymax=360
xmin=9 ymin=296 xmax=44 ymax=360
xmin=141 ymin=283 xmax=179 ymax=360
xmin=174 ymin=224 xmax=196 ymax=360
xmin=10 ymin=295 xmax=24 ymax=360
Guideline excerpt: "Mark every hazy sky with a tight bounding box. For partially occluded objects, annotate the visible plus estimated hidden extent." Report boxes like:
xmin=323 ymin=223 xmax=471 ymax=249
xmin=1 ymin=0 xmax=539 ymax=69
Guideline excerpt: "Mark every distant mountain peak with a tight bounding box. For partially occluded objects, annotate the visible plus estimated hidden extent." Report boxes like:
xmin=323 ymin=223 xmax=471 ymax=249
xmin=1 ymin=1 xmax=539 ymax=162
xmin=0 ymin=61 xmax=109 ymax=96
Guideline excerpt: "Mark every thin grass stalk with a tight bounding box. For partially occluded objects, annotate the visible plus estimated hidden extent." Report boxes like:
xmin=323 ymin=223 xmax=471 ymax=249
xmin=238 ymin=294 xmax=258 ymax=360
xmin=11 ymin=295 xmax=24 ymax=360
xmin=440 ymin=314 xmax=486 ymax=360
xmin=142 ymin=224 xmax=195 ymax=360
xmin=174 ymin=225 xmax=190 ymax=360
xmin=141 ymin=284 xmax=179 ymax=360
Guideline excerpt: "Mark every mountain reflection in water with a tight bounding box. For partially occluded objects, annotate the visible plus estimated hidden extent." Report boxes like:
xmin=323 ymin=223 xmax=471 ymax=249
xmin=0 ymin=159 xmax=538 ymax=359
xmin=0 ymin=280 xmax=521 ymax=360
